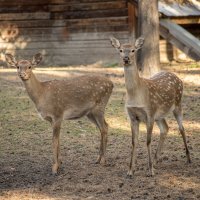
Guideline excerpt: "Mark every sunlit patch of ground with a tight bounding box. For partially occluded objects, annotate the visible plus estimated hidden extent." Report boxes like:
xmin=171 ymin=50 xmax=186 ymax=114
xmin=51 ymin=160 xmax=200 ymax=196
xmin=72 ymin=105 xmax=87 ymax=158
xmin=0 ymin=63 xmax=200 ymax=200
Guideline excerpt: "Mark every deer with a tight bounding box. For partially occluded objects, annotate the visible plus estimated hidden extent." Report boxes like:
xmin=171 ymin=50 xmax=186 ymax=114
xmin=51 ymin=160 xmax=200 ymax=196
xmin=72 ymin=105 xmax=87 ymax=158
xmin=110 ymin=36 xmax=191 ymax=177
xmin=5 ymin=53 xmax=114 ymax=175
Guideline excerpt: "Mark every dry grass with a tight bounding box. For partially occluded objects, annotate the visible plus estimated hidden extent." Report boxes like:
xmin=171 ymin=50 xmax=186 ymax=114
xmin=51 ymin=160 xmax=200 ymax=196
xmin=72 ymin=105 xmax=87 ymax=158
xmin=0 ymin=63 xmax=200 ymax=200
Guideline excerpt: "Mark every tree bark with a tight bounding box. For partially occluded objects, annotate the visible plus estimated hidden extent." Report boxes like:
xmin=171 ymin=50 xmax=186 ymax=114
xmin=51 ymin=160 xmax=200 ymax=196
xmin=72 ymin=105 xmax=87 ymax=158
xmin=137 ymin=0 xmax=160 ymax=78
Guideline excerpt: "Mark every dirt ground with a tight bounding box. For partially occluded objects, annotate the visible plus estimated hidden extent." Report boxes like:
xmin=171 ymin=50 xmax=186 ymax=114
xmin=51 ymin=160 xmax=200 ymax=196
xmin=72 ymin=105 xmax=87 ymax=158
xmin=0 ymin=63 xmax=200 ymax=200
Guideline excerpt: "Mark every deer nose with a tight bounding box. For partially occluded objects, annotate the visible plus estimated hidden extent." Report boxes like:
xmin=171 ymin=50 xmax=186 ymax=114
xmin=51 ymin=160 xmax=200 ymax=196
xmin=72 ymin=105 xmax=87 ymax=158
xmin=19 ymin=72 xmax=26 ymax=77
xmin=124 ymin=56 xmax=129 ymax=61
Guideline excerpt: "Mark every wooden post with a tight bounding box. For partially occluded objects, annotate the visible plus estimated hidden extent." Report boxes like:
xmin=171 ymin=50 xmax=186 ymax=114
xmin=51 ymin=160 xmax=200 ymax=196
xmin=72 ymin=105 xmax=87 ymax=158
xmin=128 ymin=2 xmax=137 ymax=43
xmin=137 ymin=0 xmax=160 ymax=77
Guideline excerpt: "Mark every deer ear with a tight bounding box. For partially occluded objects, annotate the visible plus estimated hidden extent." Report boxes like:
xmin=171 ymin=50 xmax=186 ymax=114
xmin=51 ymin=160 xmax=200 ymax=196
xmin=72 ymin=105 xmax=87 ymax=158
xmin=110 ymin=37 xmax=121 ymax=49
xmin=5 ymin=53 xmax=17 ymax=67
xmin=32 ymin=53 xmax=42 ymax=66
xmin=135 ymin=37 xmax=144 ymax=50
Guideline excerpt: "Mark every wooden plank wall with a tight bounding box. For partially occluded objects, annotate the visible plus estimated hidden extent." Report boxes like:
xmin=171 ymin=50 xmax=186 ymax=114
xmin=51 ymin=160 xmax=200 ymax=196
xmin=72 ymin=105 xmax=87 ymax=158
xmin=0 ymin=0 xmax=129 ymax=66
xmin=159 ymin=24 xmax=200 ymax=62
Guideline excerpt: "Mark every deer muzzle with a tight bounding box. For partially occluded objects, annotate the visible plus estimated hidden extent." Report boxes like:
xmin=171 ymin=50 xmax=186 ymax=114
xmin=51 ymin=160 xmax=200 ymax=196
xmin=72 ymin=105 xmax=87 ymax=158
xmin=19 ymin=72 xmax=29 ymax=80
xmin=123 ymin=57 xmax=130 ymax=65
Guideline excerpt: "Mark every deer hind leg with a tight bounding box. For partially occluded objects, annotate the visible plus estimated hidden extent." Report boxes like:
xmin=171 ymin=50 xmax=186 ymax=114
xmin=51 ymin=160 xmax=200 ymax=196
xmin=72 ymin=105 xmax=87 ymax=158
xmin=146 ymin=120 xmax=155 ymax=176
xmin=127 ymin=119 xmax=139 ymax=178
xmin=155 ymin=119 xmax=169 ymax=164
xmin=173 ymin=105 xmax=191 ymax=163
xmin=52 ymin=119 xmax=62 ymax=175
xmin=87 ymin=110 xmax=108 ymax=165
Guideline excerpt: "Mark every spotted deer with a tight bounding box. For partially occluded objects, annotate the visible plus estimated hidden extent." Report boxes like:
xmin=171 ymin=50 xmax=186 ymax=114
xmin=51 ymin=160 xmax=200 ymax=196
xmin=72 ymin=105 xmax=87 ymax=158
xmin=5 ymin=53 xmax=113 ymax=175
xmin=110 ymin=37 xmax=191 ymax=177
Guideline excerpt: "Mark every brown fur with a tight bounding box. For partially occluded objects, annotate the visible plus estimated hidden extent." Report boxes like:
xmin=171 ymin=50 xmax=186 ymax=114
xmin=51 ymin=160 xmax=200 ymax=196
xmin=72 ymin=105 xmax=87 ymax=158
xmin=5 ymin=53 xmax=113 ymax=174
xmin=110 ymin=37 xmax=191 ymax=177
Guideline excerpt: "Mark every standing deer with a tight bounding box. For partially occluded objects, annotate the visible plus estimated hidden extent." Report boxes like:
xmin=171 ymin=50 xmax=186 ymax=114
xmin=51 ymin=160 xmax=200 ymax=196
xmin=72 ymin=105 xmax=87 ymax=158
xmin=110 ymin=37 xmax=191 ymax=177
xmin=5 ymin=53 xmax=113 ymax=175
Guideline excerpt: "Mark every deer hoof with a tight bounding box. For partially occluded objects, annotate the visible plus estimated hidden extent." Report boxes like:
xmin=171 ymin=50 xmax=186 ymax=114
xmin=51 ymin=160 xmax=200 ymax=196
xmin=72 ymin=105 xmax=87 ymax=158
xmin=187 ymin=156 xmax=191 ymax=164
xmin=52 ymin=164 xmax=59 ymax=175
xmin=95 ymin=156 xmax=106 ymax=165
xmin=154 ymin=158 xmax=159 ymax=165
xmin=127 ymin=170 xmax=134 ymax=178
xmin=147 ymin=170 xmax=155 ymax=177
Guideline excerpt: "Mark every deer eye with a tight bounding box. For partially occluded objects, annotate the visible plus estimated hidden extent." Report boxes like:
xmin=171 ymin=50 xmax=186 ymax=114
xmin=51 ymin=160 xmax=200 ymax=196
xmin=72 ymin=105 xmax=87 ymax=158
xmin=17 ymin=66 xmax=19 ymax=69
xmin=131 ymin=49 xmax=135 ymax=53
xmin=28 ymin=66 xmax=31 ymax=69
xmin=120 ymin=49 xmax=123 ymax=53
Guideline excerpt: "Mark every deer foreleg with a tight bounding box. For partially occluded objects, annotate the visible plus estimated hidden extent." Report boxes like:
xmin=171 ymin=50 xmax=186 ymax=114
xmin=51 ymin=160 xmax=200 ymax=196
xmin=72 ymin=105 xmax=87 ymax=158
xmin=127 ymin=120 xmax=139 ymax=177
xmin=146 ymin=120 xmax=155 ymax=176
xmin=52 ymin=120 xmax=62 ymax=175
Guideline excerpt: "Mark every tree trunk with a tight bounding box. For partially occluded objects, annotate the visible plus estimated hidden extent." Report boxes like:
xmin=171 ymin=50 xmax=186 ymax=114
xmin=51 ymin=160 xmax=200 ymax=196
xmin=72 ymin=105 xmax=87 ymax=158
xmin=137 ymin=0 xmax=160 ymax=78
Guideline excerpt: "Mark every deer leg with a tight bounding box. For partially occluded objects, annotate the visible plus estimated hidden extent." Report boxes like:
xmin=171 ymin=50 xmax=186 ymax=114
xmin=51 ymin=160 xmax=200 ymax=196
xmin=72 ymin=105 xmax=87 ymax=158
xmin=96 ymin=118 xmax=108 ymax=165
xmin=127 ymin=120 xmax=139 ymax=178
xmin=155 ymin=119 xmax=169 ymax=164
xmin=146 ymin=120 xmax=155 ymax=176
xmin=87 ymin=112 xmax=108 ymax=165
xmin=173 ymin=106 xmax=191 ymax=163
xmin=52 ymin=120 xmax=62 ymax=175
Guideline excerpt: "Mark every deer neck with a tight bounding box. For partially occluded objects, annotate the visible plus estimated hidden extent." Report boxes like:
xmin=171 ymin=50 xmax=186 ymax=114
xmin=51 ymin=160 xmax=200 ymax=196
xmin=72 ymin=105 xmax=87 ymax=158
xmin=123 ymin=59 xmax=145 ymax=107
xmin=23 ymin=72 xmax=43 ymax=104
xmin=124 ymin=59 xmax=142 ymax=96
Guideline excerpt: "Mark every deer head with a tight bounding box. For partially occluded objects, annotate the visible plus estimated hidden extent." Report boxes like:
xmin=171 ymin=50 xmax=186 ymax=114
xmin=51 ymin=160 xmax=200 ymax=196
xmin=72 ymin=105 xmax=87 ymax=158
xmin=110 ymin=37 xmax=144 ymax=66
xmin=5 ymin=53 xmax=42 ymax=81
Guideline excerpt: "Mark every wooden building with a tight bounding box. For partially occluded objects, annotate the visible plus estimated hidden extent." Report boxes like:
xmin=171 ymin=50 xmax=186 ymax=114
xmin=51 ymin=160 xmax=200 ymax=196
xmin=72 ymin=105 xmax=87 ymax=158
xmin=129 ymin=0 xmax=200 ymax=62
xmin=0 ymin=0 xmax=199 ymax=66
xmin=158 ymin=0 xmax=200 ymax=62
xmin=0 ymin=0 xmax=129 ymax=66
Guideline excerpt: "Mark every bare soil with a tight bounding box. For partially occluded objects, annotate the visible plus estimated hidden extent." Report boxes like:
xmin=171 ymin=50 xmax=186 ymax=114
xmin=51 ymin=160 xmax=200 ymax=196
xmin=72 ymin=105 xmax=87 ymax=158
xmin=0 ymin=64 xmax=200 ymax=200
